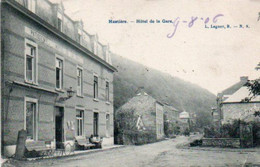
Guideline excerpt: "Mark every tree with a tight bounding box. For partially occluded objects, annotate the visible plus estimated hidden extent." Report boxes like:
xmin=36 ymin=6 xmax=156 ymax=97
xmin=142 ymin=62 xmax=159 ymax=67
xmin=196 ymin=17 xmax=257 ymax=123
xmin=195 ymin=111 xmax=212 ymax=129
xmin=245 ymin=64 xmax=260 ymax=117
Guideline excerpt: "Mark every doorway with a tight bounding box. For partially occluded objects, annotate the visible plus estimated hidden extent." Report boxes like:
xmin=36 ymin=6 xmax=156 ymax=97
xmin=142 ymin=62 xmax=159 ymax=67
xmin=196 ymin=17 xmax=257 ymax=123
xmin=93 ymin=112 xmax=99 ymax=136
xmin=55 ymin=107 xmax=64 ymax=148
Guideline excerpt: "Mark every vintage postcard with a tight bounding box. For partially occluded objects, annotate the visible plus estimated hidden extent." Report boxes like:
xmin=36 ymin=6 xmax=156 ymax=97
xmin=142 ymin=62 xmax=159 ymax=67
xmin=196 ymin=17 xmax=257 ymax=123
xmin=0 ymin=0 xmax=260 ymax=166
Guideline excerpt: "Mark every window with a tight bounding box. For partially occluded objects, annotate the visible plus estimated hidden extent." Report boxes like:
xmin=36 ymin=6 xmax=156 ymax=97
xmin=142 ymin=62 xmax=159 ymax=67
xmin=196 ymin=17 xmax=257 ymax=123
xmin=25 ymin=97 xmax=38 ymax=140
xmin=57 ymin=12 xmax=63 ymax=32
xmin=25 ymin=39 xmax=37 ymax=84
xmin=94 ymin=76 xmax=98 ymax=99
xmin=93 ymin=42 xmax=97 ymax=55
xmin=105 ymin=50 xmax=110 ymax=63
xmin=26 ymin=0 xmax=36 ymax=13
xmin=78 ymin=29 xmax=82 ymax=44
xmin=56 ymin=58 xmax=63 ymax=89
xmin=105 ymin=81 xmax=109 ymax=101
xmin=77 ymin=67 xmax=83 ymax=96
xmin=106 ymin=114 xmax=110 ymax=137
xmin=76 ymin=110 xmax=84 ymax=136
xmin=93 ymin=113 xmax=99 ymax=136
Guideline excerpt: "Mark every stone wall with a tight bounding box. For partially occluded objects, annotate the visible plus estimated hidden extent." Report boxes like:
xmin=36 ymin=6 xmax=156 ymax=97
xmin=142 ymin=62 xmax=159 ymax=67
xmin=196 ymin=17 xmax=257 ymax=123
xmin=202 ymin=138 xmax=240 ymax=148
xmin=222 ymin=103 xmax=260 ymax=124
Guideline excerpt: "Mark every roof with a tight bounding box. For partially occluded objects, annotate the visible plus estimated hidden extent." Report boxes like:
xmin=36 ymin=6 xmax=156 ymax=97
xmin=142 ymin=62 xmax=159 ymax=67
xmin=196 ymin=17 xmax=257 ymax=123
xmin=163 ymin=104 xmax=179 ymax=111
xmin=179 ymin=111 xmax=190 ymax=119
xmin=135 ymin=89 xmax=164 ymax=106
xmin=223 ymin=86 xmax=260 ymax=103
xmin=220 ymin=79 xmax=248 ymax=96
xmin=116 ymin=90 xmax=164 ymax=113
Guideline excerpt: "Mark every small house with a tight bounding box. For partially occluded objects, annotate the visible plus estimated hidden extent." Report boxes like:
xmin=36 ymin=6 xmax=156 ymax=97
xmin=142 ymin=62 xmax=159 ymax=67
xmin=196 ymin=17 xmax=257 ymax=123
xmin=115 ymin=90 xmax=164 ymax=145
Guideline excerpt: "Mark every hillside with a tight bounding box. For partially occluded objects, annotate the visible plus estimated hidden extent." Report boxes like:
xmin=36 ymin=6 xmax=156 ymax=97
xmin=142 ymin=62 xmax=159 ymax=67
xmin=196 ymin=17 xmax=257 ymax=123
xmin=112 ymin=54 xmax=216 ymax=117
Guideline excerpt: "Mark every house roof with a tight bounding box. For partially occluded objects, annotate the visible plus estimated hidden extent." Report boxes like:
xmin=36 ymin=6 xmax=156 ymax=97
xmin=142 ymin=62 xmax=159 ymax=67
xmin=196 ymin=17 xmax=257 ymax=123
xmin=223 ymin=86 xmax=260 ymax=103
xmin=116 ymin=90 xmax=162 ymax=113
xmin=220 ymin=77 xmax=248 ymax=96
xmin=179 ymin=111 xmax=190 ymax=119
xmin=163 ymin=104 xmax=179 ymax=112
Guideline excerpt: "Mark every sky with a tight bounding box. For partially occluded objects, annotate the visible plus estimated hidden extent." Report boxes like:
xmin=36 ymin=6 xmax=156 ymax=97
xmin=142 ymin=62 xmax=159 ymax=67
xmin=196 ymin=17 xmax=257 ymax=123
xmin=51 ymin=0 xmax=260 ymax=95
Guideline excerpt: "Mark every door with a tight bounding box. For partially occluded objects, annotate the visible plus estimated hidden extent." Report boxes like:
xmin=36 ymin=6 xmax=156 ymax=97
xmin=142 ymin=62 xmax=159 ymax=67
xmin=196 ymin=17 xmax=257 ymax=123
xmin=55 ymin=107 xmax=64 ymax=148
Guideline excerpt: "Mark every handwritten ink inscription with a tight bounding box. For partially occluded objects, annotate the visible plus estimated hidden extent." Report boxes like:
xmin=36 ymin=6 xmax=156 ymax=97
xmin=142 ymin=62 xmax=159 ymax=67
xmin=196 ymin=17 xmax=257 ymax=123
xmin=167 ymin=14 xmax=224 ymax=38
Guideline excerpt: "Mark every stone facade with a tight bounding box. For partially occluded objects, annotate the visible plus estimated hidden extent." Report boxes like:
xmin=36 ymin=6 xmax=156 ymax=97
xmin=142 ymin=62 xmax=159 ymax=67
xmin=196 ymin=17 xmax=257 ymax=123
xmin=202 ymin=138 xmax=240 ymax=148
xmin=222 ymin=103 xmax=260 ymax=124
xmin=115 ymin=91 xmax=165 ymax=144
xmin=1 ymin=0 xmax=116 ymax=157
xmin=155 ymin=103 xmax=164 ymax=139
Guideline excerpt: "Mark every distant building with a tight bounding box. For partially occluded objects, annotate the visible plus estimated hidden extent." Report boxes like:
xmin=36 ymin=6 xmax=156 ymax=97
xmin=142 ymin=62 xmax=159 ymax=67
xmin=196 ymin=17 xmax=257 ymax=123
xmin=218 ymin=75 xmax=260 ymax=146
xmin=216 ymin=76 xmax=249 ymax=124
xmin=179 ymin=111 xmax=190 ymax=122
xmin=115 ymin=89 xmax=164 ymax=145
xmin=216 ymin=76 xmax=260 ymax=124
xmin=163 ymin=104 xmax=188 ymax=135
xmin=221 ymin=86 xmax=260 ymax=124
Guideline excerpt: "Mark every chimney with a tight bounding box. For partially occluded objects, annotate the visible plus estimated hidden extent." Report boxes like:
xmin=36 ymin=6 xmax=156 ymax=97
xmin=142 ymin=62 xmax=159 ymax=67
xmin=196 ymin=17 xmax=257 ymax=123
xmin=136 ymin=87 xmax=146 ymax=95
xmin=240 ymin=76 xmax=248 ymax=82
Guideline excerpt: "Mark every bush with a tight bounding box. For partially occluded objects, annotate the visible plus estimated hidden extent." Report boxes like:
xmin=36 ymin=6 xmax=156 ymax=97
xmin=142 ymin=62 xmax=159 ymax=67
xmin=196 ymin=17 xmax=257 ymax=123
xmin=190 ymin=139 xmax=202 ymax=147
xmin=204 ymin=120 xmax=241 ymax=138
xmin=184 ymin=128 xmax=190 ymax=136
xmin=121 ymin=130 xmax=157 ymax=145
xmin=221 ymin=120 xmax=240 ymax=138
xmin=204 ymin=126 xmax=221 ymax=138
xmin=164 ymin=120 xmax=180 ymax=137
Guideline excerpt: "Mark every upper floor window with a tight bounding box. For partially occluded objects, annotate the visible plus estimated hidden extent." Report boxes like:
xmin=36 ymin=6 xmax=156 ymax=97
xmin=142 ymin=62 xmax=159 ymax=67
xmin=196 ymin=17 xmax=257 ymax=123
xmin=78 ymin=29 xmax=82 ymax=44
xmin=105 ymin=50 xmax=110 ymax=63
xmin=57 ymin=12 xmax=63 ymax=32
xmin=105 ymin=81 xmax=109 ymax=101
xmin=25 ymin=39 xmax=38 ymax=84
xmin=77 ymin=67 xmax=83 ymax=96
xmin=94 ymin=76 xmax=98 ymax=99
xmin=93 ymin=42 xmax=97 ymax=55
xmin=56 ymin=57 xmax=63 ymax=89
xmin=26 ymin=0 xmax=36 ymax=13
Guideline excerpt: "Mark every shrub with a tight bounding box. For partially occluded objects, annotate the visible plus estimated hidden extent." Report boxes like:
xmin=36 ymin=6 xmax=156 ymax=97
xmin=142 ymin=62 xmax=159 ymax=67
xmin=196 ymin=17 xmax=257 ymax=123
xmin=204 ymin=120 xmax=241 ymax=138
xmin=184 ymin=128 xmax=190 ymax=136
xmin=121 ymin=129 xmax=156 ymax=145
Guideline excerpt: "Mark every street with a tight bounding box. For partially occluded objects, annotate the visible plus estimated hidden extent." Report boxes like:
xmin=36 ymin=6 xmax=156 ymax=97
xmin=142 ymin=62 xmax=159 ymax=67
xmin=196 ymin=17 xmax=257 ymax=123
xmin=3 ymin=136 xmax=260 ymax=167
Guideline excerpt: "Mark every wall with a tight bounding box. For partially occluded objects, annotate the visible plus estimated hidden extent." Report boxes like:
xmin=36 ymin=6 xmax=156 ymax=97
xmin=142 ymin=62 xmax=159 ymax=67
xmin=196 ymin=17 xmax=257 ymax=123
xmin=222 ymin=103 xmax=260 ymax=124
xmin=115 ymin=93 xmax=160 ymax=144
xmin=155 ymin=102 xmax=164 ymax=139
xmin=118 ymin=94 xmax=157 ymax=132
xmin=202 ymin=138 xmax=240 ymax=148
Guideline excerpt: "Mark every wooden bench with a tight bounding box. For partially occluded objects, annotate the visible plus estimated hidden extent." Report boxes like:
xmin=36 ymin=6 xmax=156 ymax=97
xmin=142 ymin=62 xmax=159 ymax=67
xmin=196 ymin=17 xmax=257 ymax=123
xmin=75 ymin=136 xmax=95 ymax=150
xmin=25 ymin=141 xmax=53 ymax=157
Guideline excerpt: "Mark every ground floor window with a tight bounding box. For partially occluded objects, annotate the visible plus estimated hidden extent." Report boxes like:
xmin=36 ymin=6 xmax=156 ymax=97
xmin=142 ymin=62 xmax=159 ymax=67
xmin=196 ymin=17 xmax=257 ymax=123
xmin=76 ymin=110 xmax=84 ymax=136
xmin=93 ymin=112 xmax=99 ymax=136
xmin=106 ymin=114 xmax=110 ymax=137
xmin=25 ymin=97 xmax=38 ymax=140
